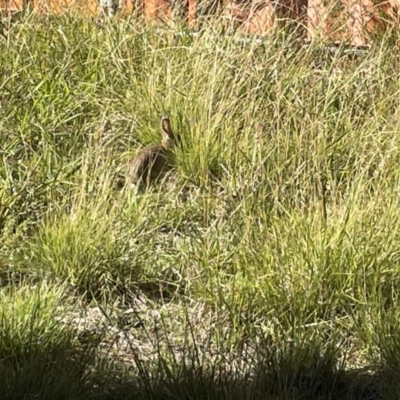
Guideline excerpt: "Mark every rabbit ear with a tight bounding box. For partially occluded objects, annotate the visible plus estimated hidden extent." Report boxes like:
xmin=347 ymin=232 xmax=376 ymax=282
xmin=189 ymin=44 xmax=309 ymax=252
xmin=161 ymin=115 xmax=174 ymax=138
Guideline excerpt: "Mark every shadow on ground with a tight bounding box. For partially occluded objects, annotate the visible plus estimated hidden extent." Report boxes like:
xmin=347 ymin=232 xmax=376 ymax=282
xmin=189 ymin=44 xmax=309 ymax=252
xmin=94 ymin=346 xmax=396 ymax=400
xmin=0 ymin=322 xmax=397 ymax=400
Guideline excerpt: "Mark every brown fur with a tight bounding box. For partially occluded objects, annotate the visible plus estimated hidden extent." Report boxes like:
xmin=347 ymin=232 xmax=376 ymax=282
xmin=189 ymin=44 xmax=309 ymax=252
xmin=127 ymin=115 xmax=179 ymax=187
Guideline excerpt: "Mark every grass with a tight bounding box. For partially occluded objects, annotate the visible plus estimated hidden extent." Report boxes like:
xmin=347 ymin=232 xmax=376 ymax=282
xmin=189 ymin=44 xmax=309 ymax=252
xmin=1 ymin=9 xmax=400 ymax=399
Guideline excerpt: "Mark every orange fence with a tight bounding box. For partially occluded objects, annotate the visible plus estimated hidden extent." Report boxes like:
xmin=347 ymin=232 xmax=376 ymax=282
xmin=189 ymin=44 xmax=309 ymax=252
xmin=220 ymin=0 xmax=400 ymax=44
xmin=0 ymin=0 xmax=98 ymax=13
xmin=1 ymin=0 xmax=400 ymax=45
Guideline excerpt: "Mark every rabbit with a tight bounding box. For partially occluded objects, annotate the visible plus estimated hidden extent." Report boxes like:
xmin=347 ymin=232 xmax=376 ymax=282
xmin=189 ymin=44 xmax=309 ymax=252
xmin=127 ymin=114 xmax=180 ymax=188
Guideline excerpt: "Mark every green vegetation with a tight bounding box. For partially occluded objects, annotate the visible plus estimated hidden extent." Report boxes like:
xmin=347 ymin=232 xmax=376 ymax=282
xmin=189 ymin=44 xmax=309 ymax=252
xmin=1 ymin=11 xmax=400 ymax=399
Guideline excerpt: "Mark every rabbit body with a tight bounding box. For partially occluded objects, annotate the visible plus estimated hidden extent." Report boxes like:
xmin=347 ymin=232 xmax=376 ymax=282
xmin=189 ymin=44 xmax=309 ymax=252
xmin=127 ymin=115 xmax=179 ymax=187
xmin=128 ymin=144 xmax=171 ymax=185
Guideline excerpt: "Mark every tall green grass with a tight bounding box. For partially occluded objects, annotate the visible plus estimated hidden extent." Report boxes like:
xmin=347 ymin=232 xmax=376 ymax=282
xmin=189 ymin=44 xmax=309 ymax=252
xmin=2 ymin=11 xmax=400 ymax=399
